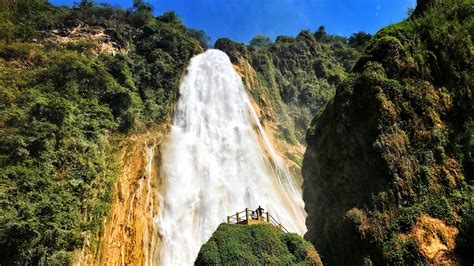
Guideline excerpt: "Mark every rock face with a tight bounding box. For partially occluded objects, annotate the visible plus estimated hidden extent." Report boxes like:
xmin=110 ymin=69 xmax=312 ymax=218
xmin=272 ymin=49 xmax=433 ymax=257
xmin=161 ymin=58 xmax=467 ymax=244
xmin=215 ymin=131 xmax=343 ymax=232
xmin=195 ymin=223 xmax=322 ymax=265
xmin=215 ymin=32 xmax=366 ymax=178
xmin=0 ymin=3 xmax=203 ymax=264
xmin=215 ymin=31 xmax=363 ymax=144
xmin=45 ymin=24 xmax=126 ymax=56
xmin=302 ymin=0 xmax=473 ymax=264
xmin=93 ymin=131 xmax=163 ymax=266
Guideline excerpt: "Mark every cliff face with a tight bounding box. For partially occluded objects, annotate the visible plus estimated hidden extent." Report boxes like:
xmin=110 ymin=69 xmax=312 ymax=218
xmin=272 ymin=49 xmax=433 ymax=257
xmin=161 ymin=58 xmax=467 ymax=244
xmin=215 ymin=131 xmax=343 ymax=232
xmin=0 ymin=2 xmax=202 ymax=264
xmin=302 ymin=0 xmax=473 ymax=264
xmin=215 ymin=32 xmax=363 ymax=143
xmin=215 ymin=32 xmax=366 ymax=174
xmin=195 ymin=223 xmax=322 ymax=265
xmin=76 ymin=129 xmax=164 ymax=265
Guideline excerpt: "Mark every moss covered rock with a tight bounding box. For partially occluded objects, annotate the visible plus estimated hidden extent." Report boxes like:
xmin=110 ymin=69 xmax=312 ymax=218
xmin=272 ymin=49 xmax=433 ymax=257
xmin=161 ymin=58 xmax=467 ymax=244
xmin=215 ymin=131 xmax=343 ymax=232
xmin=302 ymin=0 xmax=473 ymax=264
xmin=215 ymin=29 xmax=367 ymax=144
xmin=0 ymin=2 xmax=203 ymax=264
xmin=196 ymin=223 xmax=322 ymax=265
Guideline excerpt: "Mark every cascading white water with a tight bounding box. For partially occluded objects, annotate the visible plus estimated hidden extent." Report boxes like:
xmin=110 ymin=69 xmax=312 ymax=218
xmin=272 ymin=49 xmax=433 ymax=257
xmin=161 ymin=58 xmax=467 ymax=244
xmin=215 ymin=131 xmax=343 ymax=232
xmin=158 ymin=49 xmax=307 ymax=265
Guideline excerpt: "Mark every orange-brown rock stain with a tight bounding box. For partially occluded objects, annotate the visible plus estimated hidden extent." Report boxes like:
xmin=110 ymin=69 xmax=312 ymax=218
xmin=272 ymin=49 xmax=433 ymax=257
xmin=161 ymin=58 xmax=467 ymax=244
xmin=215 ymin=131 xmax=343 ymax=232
xmin=75 ymin=127 xmax=169 ymax=265
xmin=400 ymin=215 xmax=459 ymax=265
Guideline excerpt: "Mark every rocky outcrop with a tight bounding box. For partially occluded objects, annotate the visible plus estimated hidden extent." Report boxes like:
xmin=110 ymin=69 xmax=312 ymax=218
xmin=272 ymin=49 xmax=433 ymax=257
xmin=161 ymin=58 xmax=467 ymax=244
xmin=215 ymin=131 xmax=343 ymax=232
xmin=302 ymin=0 xmax=473 ymax=264
xmin=215 ymin=32 xmax=364 ymax=175
xmin=215 ymin=30 xmax=362 ymax=145
xmin=45 ymin=24 xmax=126 ymax=56
xmin=74 ymin=129 xmax=167 ymax=265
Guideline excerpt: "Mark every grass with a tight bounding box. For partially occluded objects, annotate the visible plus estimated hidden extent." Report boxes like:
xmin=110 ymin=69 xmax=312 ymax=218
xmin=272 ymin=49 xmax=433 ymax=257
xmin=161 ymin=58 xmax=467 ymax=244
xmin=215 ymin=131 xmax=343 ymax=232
xmin=196 ymin=223 xmax=321 ymax=265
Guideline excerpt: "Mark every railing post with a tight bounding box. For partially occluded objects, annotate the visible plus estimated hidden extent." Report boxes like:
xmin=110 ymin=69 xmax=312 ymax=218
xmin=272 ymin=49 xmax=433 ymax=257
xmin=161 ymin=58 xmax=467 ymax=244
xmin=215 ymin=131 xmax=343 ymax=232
xmin=266 ymin=212 xmax=270 ymax=222
xmin=245 ymin=208 xmax=249 ymax=222
xmin=227 ymin=216 xmax=230 ymax=224
xmin=236 ymin=212 xmax=240 ymax=223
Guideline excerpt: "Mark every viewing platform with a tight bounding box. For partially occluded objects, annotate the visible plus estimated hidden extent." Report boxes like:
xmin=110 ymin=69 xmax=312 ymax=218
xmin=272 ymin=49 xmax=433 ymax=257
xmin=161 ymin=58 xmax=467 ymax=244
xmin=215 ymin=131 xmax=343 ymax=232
xmin=226 ymin=208 xmax=289 ymax=233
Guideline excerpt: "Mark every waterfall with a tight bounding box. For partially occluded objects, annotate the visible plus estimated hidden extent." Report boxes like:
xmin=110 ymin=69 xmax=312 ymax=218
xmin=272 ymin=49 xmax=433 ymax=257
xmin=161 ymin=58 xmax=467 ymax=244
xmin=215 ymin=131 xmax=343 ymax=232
xmin=158 ymin=49 xmax=307 ymax=265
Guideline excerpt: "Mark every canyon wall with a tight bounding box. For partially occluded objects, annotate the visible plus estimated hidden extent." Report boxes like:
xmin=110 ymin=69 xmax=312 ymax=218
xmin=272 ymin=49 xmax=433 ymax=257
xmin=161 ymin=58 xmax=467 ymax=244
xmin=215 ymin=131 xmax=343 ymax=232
xmin=302 ymin=0 xmax=473 ymax=264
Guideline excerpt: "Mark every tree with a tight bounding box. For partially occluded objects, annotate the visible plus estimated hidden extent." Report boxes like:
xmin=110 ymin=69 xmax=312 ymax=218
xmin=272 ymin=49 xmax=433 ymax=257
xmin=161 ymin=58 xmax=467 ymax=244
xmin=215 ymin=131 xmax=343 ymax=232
xmin=132 ymin=0 xmax=152 ymax=13
xmin=314 ymin=25 xmax=327 ymax=41
xmin=129 ymin=0 xmax=153 ymax=27
xmin=348 ymin=32 xmax=372 ymax=51
xmin=249 ymin=34 xmax=273 ymax=49
xmin=78 ymin=0 xmax=94 ymax=8
xmin=158 ymin=11 xmax=181 ymax=23
xmin=188 ymin=29 xmax=210 ymax=49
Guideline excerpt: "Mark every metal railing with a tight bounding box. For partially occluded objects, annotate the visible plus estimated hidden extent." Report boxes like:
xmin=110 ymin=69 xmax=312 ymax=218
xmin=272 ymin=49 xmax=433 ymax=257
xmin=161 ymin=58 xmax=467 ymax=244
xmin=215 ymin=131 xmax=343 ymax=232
xmin=226 ymin=208 xmax=289 ymax=233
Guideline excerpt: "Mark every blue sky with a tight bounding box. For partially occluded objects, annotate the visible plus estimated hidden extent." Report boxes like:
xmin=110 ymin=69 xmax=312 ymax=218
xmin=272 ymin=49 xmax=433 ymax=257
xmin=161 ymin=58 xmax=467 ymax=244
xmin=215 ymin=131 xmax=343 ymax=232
xmin=49 ymin=0 xmax=416 ymax=44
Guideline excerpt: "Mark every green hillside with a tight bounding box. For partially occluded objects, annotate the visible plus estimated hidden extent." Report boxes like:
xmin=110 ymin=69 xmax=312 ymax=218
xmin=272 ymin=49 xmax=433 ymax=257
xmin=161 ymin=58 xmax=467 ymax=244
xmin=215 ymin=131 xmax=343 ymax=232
xmin=0 ymin=1 xmax=202 ymax=263
xmin=215 ymin=28 xmax=370 ymax=144
xmin=195 ymin=223 xmax=322 ymax=265
xmin=1 ymin=0 xmax=472 ymax=264
xmin=302 ymin=0 xmax=473 ymax=264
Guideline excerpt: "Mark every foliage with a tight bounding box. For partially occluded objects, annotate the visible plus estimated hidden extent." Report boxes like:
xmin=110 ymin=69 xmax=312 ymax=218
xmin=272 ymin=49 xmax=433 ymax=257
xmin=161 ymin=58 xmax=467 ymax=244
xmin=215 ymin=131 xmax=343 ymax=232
xmin=314 ymin=26 xmax=327 ymax=41
xmin=195 ymin=224 xmax=321 ymax=265
xmin=215 ymin=27 xmax=366 ymax=143
xmin=249 ymin=34 xmax=273 ymax=49
xmin=0 ymin=0 xmax=203 ymax=264
xmin=348 ymin=31 xmax=372 ymax=51
xmin=456 ymin=188 xmax=474 ymax=263
xmin=383 ymin=235 xmax=427 ymax=264
xmin=188 ymin=29 xmax=210 ymax=49
xmin=303 ymin=0 xmax=474 ymax=264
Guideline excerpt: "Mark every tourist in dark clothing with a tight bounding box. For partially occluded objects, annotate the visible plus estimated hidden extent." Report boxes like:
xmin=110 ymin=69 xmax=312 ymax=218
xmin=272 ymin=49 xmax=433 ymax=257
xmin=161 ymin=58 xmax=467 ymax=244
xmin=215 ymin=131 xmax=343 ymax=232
xmin=256 ymin=205 xmax=264 ymax=219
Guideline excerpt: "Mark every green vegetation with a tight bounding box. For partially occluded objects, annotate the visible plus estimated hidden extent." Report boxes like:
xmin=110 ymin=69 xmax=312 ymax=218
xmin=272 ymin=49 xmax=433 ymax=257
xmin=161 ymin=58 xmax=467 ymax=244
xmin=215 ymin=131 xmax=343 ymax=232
xmin=216 ymin=28 xmax=371 ymax=143
xmin=195 ymin=223 xmax=321 ymax=265
xmin=303 ymin=0 xmax=473 ymax=264
xmin=456 ymin=186 xmax=474 ymax=264
xmin=0 ymin=0 xmax=202 ymax=264
xmin=2 ymin=0 xmax=471 ymax=264
xmin=187 ymin=29 xmax=211 ymax=49
xmin=249 ymin=34 xmax=273 ymax=49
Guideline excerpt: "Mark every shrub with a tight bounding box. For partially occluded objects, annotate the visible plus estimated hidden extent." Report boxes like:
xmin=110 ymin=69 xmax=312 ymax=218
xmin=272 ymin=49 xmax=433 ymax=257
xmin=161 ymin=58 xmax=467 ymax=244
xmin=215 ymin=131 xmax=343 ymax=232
xmin=0 ymin=2 xmax=202 ymax=264
xmin=196 ymin=224 xmax=320 ymax=265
